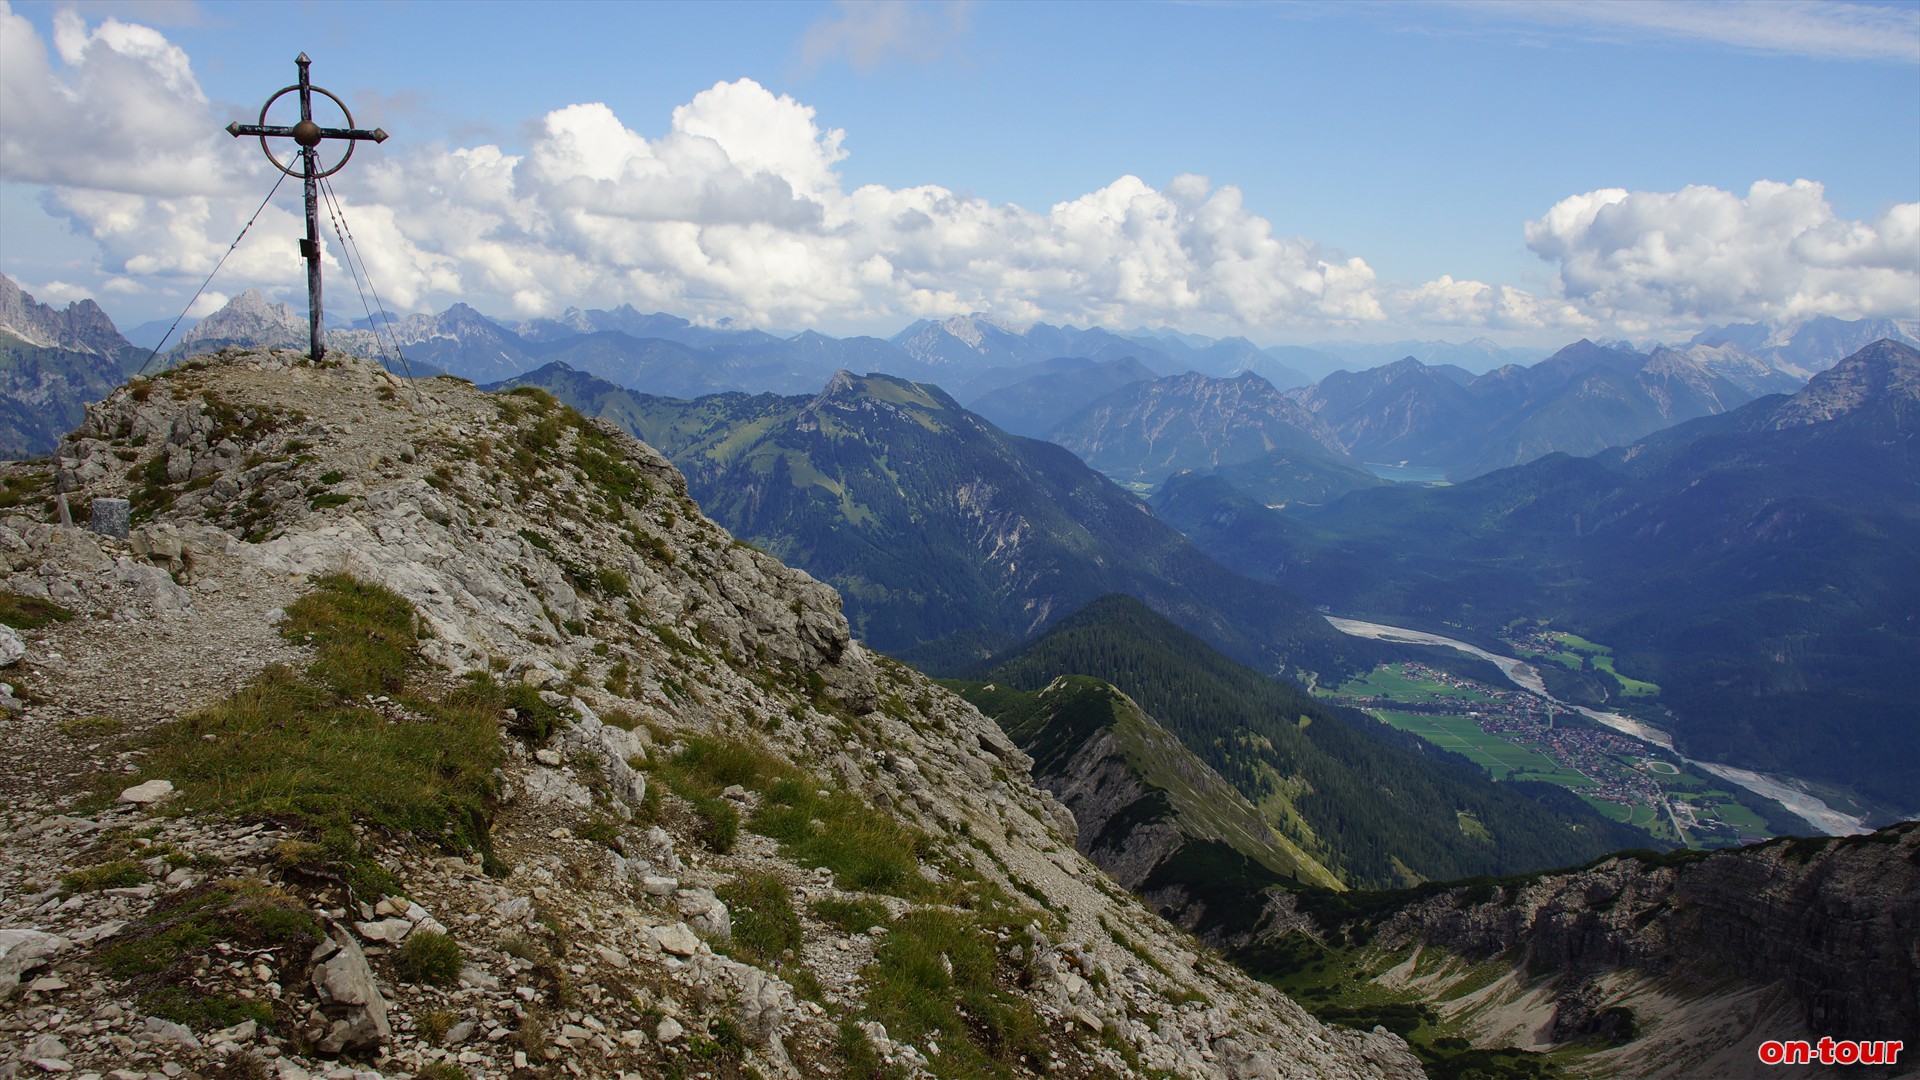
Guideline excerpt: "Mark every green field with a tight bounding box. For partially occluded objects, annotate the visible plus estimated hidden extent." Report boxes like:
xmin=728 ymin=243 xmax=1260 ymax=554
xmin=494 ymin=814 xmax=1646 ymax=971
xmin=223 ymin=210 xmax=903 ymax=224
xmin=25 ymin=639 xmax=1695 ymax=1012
xmin=1697 ymin=797 xmax=1766 ymax=833
xmin=1336 ymin=666 xmax=1497 ymax=702
xmin=1585 ymin=797 xmax=1660 ymax=828
xmin=1341 ymin=657 xmax=1770 ymax=849
xmin=1539 ymin=632 xmax=1662 ymax=697
xmin=1370 ymin=711 xmax=1593 ymax=786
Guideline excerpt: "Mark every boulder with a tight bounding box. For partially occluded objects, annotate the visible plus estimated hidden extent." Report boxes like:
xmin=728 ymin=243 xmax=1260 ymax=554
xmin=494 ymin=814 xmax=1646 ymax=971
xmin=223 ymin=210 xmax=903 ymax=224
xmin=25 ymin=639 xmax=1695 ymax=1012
xmin=0 ymin=929 xmax=70 ymax=1000
xmin=308 ymin=927 xmax=391 ymax=1054
xmin=89 ymin=497 xmax=130 ymax=539
xmin=677 ymin=888 xmax=731 ymax=941
xmin=116 ymin=779 xmax=175 ymax=805
xmin=650 ymin=922 xmax=702 ymax=956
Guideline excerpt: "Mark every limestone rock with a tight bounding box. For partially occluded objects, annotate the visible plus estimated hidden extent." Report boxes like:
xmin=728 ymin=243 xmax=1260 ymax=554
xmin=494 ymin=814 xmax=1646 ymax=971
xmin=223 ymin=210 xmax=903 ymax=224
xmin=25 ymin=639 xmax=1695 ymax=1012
xmin=677 ymin=888 xmax=731 ymax=941
xmin=0 ymin=929 xmax=70 ymax=999
xmin=354 ymin=917 xmax=413 ymax=944
xmin=115 ymin=779 xmax=175 ymax=804
xmin=141 ymin=1016 xmax=201 ymax=1049
xmin=308 ymin=928 xmax=391 ymax=1054
xmin=650 ymin=922 xmax=702 ymax=956
xmin=89 ymin=497 xmax=130 ymax=539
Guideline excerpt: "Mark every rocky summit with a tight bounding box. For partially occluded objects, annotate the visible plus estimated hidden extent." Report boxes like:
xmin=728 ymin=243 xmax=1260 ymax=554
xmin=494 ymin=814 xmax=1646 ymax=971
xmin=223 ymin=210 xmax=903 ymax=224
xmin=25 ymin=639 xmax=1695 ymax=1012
xmin=0 ymin=349 xmax=1421 ymax=1079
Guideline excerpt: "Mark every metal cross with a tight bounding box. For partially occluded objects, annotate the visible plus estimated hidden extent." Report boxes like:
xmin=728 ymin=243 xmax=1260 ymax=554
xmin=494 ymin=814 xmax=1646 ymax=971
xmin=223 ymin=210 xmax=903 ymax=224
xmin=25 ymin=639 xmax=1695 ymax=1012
xmin=227 ymin=53 xmax=387 ymax=362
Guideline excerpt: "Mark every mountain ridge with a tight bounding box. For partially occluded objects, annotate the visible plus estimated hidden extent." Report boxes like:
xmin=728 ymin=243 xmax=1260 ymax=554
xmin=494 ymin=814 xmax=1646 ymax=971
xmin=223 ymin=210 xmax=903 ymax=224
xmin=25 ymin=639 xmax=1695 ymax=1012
xmin=0 ymin=345 xmax=1425 ymax=1078
xmin=502 ymin=364 xmax=1377 ymax=680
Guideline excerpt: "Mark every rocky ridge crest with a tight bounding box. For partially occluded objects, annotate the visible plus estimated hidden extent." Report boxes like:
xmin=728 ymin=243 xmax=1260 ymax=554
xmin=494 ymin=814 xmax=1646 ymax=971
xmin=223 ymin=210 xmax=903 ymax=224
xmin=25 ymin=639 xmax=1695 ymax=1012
xmin=0 ymin=274 xmax=131 ymax=358
xmin=1261 ymin=825 xmax=1919 ymax=1078
xmin=0 ymin=349 xmax=1420 ymax=1079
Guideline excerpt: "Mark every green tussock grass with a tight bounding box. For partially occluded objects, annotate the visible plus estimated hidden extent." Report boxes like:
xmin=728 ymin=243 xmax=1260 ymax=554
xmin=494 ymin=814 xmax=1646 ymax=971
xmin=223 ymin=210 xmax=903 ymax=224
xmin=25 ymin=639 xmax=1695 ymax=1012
xmin=98 ymin=868 xmax=318 ymax=991
xmin=394 ymin=929 xmax=464 ymax=986
xmin=811 ymin=895 xmax=892 ymax=935
xmin=63 ymin=859 xmax=148 ymax=893
xmin=135 ymin=574 xmax=506 ymax=888
xmin=862 ymin=909 xmax=1050 ymax=1078
xmin=717 ymin=869 xmax=822 ymax=999
xmin=718 ymin=870 xmax=803 ymax=964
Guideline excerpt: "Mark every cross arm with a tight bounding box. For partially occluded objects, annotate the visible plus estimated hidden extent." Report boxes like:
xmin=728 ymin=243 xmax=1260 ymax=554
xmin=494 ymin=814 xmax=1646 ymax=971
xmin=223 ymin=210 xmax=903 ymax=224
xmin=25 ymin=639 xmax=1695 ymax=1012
xmin=227 ymin=121 xmax=388 ymax=143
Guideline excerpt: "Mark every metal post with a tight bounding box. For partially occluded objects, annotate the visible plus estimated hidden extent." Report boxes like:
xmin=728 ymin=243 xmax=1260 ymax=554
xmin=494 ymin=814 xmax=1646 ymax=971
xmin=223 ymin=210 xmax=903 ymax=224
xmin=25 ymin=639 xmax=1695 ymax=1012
xmin=304 ymin=146 xmax=323 ymax=361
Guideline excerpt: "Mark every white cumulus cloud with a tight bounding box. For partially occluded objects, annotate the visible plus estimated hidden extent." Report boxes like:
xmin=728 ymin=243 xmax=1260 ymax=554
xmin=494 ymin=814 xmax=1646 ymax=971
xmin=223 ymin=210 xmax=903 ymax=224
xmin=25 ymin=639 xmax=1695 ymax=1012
xmin=1524 ymin=180 xmax=1920 ymax=329
xmin=0 ymin=4 xmax=239 ymax=196
xmin=1390 ymin=275 xmax=1595 ymax=333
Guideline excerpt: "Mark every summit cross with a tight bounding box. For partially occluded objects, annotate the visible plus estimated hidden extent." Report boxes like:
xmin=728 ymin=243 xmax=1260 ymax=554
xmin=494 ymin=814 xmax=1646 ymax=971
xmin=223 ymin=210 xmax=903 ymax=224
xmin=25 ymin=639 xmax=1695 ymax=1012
xmin=227 ymin=53 xmax=387 ymax=362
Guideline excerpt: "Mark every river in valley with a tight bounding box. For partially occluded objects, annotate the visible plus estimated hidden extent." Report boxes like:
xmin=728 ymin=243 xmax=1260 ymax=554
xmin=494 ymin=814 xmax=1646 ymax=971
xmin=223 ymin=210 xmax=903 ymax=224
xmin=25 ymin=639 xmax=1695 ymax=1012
xmin=1325 ymin=616 xmax=1870 ymax=836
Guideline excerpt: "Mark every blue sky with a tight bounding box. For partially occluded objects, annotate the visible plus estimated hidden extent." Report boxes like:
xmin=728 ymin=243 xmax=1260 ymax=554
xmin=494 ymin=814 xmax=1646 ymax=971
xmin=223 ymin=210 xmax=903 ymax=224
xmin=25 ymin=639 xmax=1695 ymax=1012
xmin=2 ymin=0 xmax=1916 ymax=345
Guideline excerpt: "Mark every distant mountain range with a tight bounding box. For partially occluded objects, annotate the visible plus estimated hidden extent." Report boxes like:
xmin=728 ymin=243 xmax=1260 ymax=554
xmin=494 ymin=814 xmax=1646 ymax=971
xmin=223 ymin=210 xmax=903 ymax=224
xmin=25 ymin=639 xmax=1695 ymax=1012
xmin=0 ymin=273 xmax=146 ymax=459
xmin=1155 ymin=340 xmax=1920 ymax=818
xmin=6 ymin=270 xmax=1909 ymax=487
xmin=1287 ymin=339 xmax=1806 ymax=479
xmin=962 ymin=356 xmax=1161 ymax=437
xmin=500 ymin=363 xmax=1377 ymax=680
xmin=1689 ymin=315 xmax=1920 ymax=379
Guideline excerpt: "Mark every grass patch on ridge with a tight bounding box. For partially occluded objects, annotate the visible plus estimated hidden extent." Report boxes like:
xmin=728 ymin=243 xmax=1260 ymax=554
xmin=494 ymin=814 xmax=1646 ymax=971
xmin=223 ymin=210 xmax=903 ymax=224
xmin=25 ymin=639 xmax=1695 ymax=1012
xmin=136 ymin=574 xmax=507 ymax=891
xmin=862 ymin=909 xmax=1050 ymax=1078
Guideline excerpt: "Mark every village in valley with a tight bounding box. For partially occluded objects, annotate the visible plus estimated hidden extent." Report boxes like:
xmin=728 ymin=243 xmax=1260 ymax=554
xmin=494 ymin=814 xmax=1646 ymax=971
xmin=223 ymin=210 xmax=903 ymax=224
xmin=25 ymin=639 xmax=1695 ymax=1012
xmin=1320 ymin=655 xmax=1777 ymax=848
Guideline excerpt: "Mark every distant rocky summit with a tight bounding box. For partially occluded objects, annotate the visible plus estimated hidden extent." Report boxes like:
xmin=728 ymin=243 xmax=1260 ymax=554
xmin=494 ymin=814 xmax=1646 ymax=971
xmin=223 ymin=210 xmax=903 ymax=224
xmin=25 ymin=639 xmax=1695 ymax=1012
xmin=0 ymin=348 xmax=1421 ymax=1078
xmin=0 ymin=274 xmax=144 ymax=459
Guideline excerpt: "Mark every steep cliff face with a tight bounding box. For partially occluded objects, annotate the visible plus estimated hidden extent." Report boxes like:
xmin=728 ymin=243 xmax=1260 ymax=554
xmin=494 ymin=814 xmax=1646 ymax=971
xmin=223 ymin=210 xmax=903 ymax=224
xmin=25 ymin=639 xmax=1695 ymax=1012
xmin=0 ymin=273 xmax=132 ymax=357
xmin=0 ymin=350 xmax=1421 ymax=1079
xmin=1379 ymin=827 xmax=1917 ymax=1057
xmin=1263 ymin=824 xmax=1919 ymax=1078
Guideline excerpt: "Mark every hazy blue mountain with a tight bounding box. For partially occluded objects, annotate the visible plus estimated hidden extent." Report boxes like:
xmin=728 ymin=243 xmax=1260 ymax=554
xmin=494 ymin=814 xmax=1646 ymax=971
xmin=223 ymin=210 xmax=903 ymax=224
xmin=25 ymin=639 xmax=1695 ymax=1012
xmin=502 ymin=364 xmax=1376 ymax=679
xmin=964 ymin=356 xmax=1158 ymax=437
xmin=1149 ymin=335 xmax=1312 ymax=388
xmin=1257 ymin=344 xmax=1349 ymax=382
xmin=1287 ymin=357 xmax=1481 ymax=467
xmin=360 ymin=302 xmax=533 ymax=383
xmin=1160 ymin=340 xmax=1920 ymax=817
xmin=891 ymin=313 xmax=1177 ymax=373
xmin=1302 ymin=337 xmax=1553 ymax=375
xmin=1205 ymin=452 xmax=1388 ymax=508
xmin=1049 ymin=371 xmax=1350 ymax=489
xmin=517 ymin=305 xmax=786 ymax=351
xmin=1226 ymin=352 xmax=1314 ymax=390
xmin=1287 ymin=339 xmax=1778 ymax=478
xmin=1660 ymin=342 xmax=1805 ymax=397
xmin=124 ymin=316 xmax=199 ymax=350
